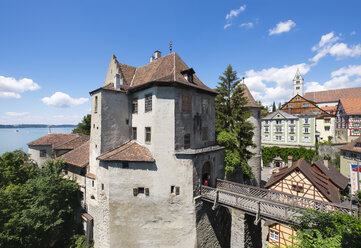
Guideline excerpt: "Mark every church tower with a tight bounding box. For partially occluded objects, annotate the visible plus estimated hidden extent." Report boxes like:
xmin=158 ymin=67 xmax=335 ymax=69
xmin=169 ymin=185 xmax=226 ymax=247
xmin=293 ymin=69 xmax=304 ymax=96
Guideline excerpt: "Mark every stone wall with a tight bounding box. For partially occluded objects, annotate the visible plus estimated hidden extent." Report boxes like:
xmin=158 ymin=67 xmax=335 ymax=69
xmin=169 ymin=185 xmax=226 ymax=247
xmin=196 ymin=199 xmax=231 ymax=248
xmin=318 ymin=145 xmax=341 ymax=159
xmin=28 ymin=145 xmax=52 ymax=167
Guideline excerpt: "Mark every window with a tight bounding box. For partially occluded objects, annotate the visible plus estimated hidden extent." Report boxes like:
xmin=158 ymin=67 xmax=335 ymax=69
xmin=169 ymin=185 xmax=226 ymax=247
xmin=184 ymin=134 xmax=190 ymax=149
xmin=92 ymin=181 xmax=94 ymax=187
xmin=101 ymin=183 xmax=104 ymax=191
xmin=145 ymin=127 xmax=151 ymax=143
xmin=264 ymin=126 xmax=269 ymax=133
xmin=276 ymin=120 xmax=281 ymax=125
xmin=202 ymin=99 xmax=208 ymax=114
xmin=290 ymin=120 xmax=295 ymax=125
xmin=325 ymin=119 xmax=330 ymax=124
xmin=182 ymin=95 xmax=191 ymax=113
xmin=145 ymin=94 xmax=152 ymax=112
xmin=265 ymin=121 xmax=269 ymax=125
xmin=171 ymin=186 xmax=180 ymax=195
xmin=132 ymin=127 xmax=137 ymax=140
xmin=94 ymin=96 xmax=98 ymax=113
xmin=270 ymin=230 xmax=279 ymax=242
xmin=296 ymin=80 xmax=300 ymax=84
xmin=288 ymin=104 xmax=293 ymax=108
xmin=122 ymin=162 xmax=129 ymax=168
xmin=303 ymin=127 xmax=310 ymax=133
xmin=133 ymin=187 xmax=150 ymax=196
xmin=289 ymin=127 xmax=295 ymax=133
xmin=302 ymin=103 xmax=310 ymax=108
xmin=264 ymin=135 xmax=269 ymax=140
xmin=276 ymin=127 xmax=283 ymax=133
xmin=325 ymin=126 xmax=330 ymax=131
xmin=125 ymin=119 xmax=129 ymax=125
xmin=302 ymin=136 xmax=311 ymax=142
xmin=275 ymin=136 xmax=282 ymax=141
xmin=290 ymin=136 xmax=295 ymax=141
xmin=296 ymin=97 xmax=300 ymax=101
xmin=304 ymin=118 xmax=310 ymax=124
xmin=296 ymin=86 xmax=300 ymax=90
xmin=188 ymin=74 xmax=193 ymax=83
xmin=292 ymin=184 xmax=304 ymax=193
xmin=40 ymin=150 xmax=46 ymax=157
xmin=202 ymin=127 xmax=208 ymax=141
xmin=132 ymin=98 xmax=138 ymax=113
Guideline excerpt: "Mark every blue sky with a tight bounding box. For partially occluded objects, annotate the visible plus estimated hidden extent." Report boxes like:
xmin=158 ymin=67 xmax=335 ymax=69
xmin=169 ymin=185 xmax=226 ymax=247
xmin=1 ymin=0 xmax=361 ymax=124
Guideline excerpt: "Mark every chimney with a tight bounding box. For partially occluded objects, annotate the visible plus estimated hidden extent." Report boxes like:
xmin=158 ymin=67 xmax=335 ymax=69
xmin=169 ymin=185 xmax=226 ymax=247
xmin=154 ymin=50 xmax=161 ymax=59
xmin=324 ymin=159 xmax=329 ymax=169
xmin=288 ymin=156 xmax=293 ymax=168
xmin=150 ymin=56 xmax=155 ymax=63
xmin=114 ymin=74 xmax=120 ymax=90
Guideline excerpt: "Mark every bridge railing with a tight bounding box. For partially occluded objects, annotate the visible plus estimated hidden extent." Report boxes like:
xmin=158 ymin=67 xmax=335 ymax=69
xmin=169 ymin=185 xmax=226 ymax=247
xmin=216 ymin=179 xmax=357 ymax=217
xmin=200 ymin=186 xmax=302 ymax=223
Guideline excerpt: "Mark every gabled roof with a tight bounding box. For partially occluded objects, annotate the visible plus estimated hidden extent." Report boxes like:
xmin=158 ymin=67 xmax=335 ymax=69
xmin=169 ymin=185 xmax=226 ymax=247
xmin=54 ymin=133 xmax=89 ymax=150
xmin=304 ymin=87 xmax=361 ymax=103
xmin=339 ymin=97 xmax=361 ymax=115
xmin=280 ymin=94 xmax=329 ymax=117
xmin=61 ymin=140 xmax=89 ymax=168
xmin=321 ymin=106 xmax=337 ymax=115
xmin=242 ymin=84 xmax=262 ymax=108
xmin=27 ymin=133 xmax=80 ymax=148
xmin=92 ymin=53 xmax=217 ymax=95
xmin=265 ymin=158 xmax=341 ymax=203
xmin=97 ymin=140 xmax=154 ymax=162
xmin=312 ymin=159 xmax=348 ymax=190
xmin=340 ymin=136 xmax=361 ymax=153
xmin=262 ymin=110 xmax=297 ymax=120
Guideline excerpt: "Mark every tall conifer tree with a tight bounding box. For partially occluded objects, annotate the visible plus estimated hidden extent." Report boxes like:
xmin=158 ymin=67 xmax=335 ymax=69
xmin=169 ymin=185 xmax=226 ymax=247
xmin=215 ymin=65 xmax=255 ymax=180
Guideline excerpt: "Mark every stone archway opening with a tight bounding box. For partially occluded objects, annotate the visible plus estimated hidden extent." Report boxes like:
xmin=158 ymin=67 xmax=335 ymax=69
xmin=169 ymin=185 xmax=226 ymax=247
xmin=202 ymin=161 xmax=212 ymax=186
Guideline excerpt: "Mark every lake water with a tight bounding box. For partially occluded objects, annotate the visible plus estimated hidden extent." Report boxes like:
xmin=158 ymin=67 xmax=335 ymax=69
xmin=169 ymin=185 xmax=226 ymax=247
xmin=0 ymin=127 xmax=74 ymax=155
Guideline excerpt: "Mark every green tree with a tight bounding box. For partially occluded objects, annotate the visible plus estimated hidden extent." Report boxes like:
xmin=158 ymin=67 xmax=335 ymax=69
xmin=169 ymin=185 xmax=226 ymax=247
xmin=272 ymin=101 xmax=276 ymax=112
xmin=72 ymin=114 xmax=91 ymax=135
xmin=278 ymin=102 xmax=282 ymax=110
xmin=0 ymin=151 xmax=81 ymax=248
xmin=290 ymin=209 xmax=361 ymax=248
xmin=215 ymin=65 xmax=255 ymax=180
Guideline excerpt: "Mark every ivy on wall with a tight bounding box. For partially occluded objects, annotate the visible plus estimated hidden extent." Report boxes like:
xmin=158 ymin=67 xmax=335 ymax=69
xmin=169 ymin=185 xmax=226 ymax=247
xmin=262 ymin=146 xmax=316 ymax=166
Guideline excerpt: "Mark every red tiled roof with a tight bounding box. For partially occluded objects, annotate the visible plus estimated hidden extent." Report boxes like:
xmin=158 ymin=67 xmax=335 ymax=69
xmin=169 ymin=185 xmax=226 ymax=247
xmin=340 ymin=136 xmax=361 ymax=153
xmin=54 ymin=133 xmax=89 ymax=150
xmin=321 ymin=106 xmax=337 ymax=115
xmin=97 ymin=141 xmax=154 ymax=162
xmin=27 ymin=133 xmax=79 ymax=148
xmin=243 ymin=84 xmax=261 ymax=108
xmin=61 ymin=140 xmax=89 ymax=168
xmin=265 ymin=158 xmax=341 ymax=203
xmin=312 ymin=160 xmax=348 ymax=190
xmin=92 ymin=53 xmax=217 ymax=95
xmin=304 ymin=87 xmax=361 ymax=103
xmin=339 ymin=97 xmax=361 ymax=115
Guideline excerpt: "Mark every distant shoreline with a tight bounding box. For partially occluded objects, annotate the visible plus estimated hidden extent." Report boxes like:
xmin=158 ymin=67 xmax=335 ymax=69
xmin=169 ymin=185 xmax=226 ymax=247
xmin=0 ymin=125 xmax=76 ymax=128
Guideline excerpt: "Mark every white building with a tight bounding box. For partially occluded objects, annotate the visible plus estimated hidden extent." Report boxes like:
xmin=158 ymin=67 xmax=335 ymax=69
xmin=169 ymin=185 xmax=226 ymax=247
xmin=85 ymin=51 xmax=226 ymax=247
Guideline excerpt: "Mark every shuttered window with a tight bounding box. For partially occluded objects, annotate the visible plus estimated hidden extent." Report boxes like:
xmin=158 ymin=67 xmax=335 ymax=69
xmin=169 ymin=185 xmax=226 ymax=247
xmin=132 ymin=98 xmax=138 ymax=113
xmin=182 ymin=95 xmax=191 ymax=113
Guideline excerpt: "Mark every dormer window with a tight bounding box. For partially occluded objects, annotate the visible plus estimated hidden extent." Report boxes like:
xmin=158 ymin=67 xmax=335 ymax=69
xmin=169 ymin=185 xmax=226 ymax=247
xmin=181 ymin=68 xmax=195 ymax=83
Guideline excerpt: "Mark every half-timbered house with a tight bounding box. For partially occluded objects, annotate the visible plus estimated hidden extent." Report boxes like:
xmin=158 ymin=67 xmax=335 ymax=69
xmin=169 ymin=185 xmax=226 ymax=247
xmin=335 ymin=97 xmax=361 ymax=142
xmin=264 ymin=158 xmax=347 ymax=247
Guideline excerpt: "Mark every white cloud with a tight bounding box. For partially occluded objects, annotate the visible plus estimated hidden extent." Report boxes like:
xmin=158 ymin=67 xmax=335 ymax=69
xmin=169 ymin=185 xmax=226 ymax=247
xmin=310 ymin=32 xmax=361 ymax=63
xmin=225 ymin=5 xmax=246 ymax=20
xmin=5 ymin=112 xmax=29 ymax=117
xmin=304 ymin=64 xmax=361 ymax=92
xmin=0 ymin=76 xmax=40 ymax=98
xmin=224 ymin=23 xmax=232 ymax=29
xmin=0 ymin=92 xmax=21 ymax=98
xmin=240 ymin=22 xmax=254 ymax=29
xmin=42 ymin=92 xmax=88 ymax=108
xmin=269 ymin=20 xmax=296 ymax=35
xmin=351 ymin=31 xmax=356 ymax=36
xmin=245 ymin=63 xmax=311 ymax=106
xmin=331 ymin=64 xmax=361 ymax=77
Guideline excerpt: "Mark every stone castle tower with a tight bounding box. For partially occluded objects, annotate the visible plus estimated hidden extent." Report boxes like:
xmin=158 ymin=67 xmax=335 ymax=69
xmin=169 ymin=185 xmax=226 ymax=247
xmin=85 ymin=51 xmax=225 ymax=247
xmin=293 ymin=69 xmax=304 ymax=96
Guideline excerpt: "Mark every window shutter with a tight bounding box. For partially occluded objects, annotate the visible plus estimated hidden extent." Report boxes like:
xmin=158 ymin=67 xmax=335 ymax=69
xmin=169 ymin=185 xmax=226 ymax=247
xmin=175 ymin=186 xmax=180 ymax=195
xmin=133 ymin=188 xmax=138 ymax=196
xmin=145 ymin=188 xmax=149 ymax=196
xmin=302 ymin=127 xmax=305 ymax=133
